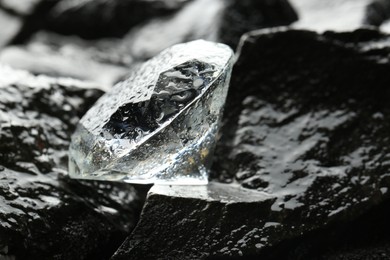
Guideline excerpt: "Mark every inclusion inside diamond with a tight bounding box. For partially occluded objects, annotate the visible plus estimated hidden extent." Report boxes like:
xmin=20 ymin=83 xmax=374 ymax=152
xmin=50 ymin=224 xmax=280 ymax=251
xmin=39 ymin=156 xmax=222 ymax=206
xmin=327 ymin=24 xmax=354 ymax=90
xmin=68 ymin=40 xmax=234 ymax=185
xmin=102 ymin=60 xmax=216 ymax=140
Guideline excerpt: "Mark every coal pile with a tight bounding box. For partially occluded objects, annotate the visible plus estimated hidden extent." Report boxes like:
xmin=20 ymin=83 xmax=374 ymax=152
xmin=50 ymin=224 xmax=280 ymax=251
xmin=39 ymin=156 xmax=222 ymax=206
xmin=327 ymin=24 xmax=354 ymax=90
xmin=1 ymin=0 xmax=390 ymax=259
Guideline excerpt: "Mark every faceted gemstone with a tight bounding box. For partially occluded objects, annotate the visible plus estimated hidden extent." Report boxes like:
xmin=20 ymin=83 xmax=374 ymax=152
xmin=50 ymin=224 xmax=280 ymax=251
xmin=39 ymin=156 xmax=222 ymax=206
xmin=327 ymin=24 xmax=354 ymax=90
xmin=69 ymin=40 xmax=234 ymax=184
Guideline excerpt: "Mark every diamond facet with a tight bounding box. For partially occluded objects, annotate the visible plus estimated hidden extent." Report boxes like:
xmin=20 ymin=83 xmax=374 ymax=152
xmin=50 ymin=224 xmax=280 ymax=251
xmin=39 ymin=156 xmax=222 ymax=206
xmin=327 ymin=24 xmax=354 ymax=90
xmin=68 ymin=40 xmax=234 ymax=184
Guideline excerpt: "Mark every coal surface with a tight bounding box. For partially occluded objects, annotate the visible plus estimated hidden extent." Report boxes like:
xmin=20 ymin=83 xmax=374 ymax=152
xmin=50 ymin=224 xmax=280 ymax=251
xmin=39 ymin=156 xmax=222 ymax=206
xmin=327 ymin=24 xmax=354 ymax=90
xmin=113 ymin=28 xmax=390 ymax=259
xmin=364 ymin=0 xmax=390 ymax=27
xmin=0 ymin=66 xmax=143 ymax=260
xmin=256 ymin=196 xmax=390 ymax=259
xmin=215 ymin=0 xmax=298 ymax=49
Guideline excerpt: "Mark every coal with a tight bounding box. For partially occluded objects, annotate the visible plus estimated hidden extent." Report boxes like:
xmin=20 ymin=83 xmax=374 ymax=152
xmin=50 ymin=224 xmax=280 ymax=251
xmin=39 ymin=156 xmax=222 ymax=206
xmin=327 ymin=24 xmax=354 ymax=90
xmin=44 ymin=0 xmax=192 ymax=39
xmin=112 ymin=28 xmax=390 ymax=259
xmin=124 ymin=0 xmax=298 ymax=60
xmin=0 ymin=66 xmax=143 ymax=260
xmin=2 ymin=1 xmax=390 ymax=258
xmin=364 ymin=0 xmax=390 ymax=27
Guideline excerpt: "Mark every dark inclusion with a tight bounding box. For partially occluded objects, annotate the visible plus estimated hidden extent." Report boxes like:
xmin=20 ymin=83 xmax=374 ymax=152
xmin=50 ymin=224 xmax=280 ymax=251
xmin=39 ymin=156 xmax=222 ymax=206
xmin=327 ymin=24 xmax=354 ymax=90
xmin=102 ymin=60 xmax=216 ymax=139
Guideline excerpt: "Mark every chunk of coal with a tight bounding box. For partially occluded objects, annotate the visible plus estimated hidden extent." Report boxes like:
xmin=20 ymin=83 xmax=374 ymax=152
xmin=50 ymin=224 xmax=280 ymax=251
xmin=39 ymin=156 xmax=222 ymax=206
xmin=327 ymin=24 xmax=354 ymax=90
xmin=364 ymin=0 xmax=390 ymax=27
xmin=44 ymin=0 xmax=192 ymax=39
xmin=112 ymin=28 xmax=390 ymax=259
xmin=123 ymin=0 xmax=298 ymax=60
xmin=0 ymin=65 xmax=143 ymax=259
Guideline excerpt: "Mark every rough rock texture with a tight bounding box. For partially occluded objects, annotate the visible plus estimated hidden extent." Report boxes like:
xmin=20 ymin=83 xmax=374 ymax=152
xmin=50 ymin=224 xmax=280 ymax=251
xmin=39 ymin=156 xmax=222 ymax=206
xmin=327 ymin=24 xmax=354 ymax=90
xmin=112 ymin=183 xmax=275 ymax=260
xmin=2 ymin=1 xmax=390 ymax=259
xmin=112 ymin=28 xmax=390 ymax=259
xmin=0 ymin=66 xmax=143 ymax=260
xmin=256 ymin=194 xmax=390 ymax=259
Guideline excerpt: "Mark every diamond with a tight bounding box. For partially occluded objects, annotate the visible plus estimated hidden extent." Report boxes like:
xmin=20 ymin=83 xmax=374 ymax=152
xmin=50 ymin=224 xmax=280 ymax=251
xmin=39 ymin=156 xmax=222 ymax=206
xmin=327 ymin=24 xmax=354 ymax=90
xmin=68 ymin=40 xmax=234 ymax=185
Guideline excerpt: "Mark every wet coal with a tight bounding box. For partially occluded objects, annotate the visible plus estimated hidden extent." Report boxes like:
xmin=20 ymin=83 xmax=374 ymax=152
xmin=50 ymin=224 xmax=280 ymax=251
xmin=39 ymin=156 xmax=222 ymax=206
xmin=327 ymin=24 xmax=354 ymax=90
xmin=0 ymin=66 xmax=143 ymax=260
xmin=113 ymin=28 xmax=390 ymax=259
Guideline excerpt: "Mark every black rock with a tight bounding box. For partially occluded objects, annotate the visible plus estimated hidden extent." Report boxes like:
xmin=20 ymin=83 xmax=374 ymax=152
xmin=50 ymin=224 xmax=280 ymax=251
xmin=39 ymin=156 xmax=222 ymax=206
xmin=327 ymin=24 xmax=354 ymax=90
xmin=364 ymin=0 xmax=390 ymax=27
xmin=1 ymin=0 xmax=297 ymax=87
xmin=112 ymin=28 xmax=390 ymax=259
xmin=112 ymin=183 xmax=277 ymax=260
xmin=219 ymin=0 xmax=298 ymax=48
xmin=257 ymin=195 xmax=390 ymax=260
xmin=1 ymin=0 xmax=297 ymax=82
xmin=44 ymin=0 xmax=192 ymax=39
xmin=0 ymin=66 xmax=143 ymax=260
xmin=121 ymin=0 xmax=298 ymax=60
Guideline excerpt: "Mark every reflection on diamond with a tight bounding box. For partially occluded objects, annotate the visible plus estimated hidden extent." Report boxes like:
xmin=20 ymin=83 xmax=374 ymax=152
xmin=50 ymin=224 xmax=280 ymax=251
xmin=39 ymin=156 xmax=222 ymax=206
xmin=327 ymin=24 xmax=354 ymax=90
xmin=69 ymin=40 xmax=234 ymax=185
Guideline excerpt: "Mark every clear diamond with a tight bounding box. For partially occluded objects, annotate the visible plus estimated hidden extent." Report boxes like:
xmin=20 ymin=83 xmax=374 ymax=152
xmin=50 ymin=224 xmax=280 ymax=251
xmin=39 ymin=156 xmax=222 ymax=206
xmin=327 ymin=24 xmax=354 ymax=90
xmin=68 ymin=40 xmax=234 ymax=185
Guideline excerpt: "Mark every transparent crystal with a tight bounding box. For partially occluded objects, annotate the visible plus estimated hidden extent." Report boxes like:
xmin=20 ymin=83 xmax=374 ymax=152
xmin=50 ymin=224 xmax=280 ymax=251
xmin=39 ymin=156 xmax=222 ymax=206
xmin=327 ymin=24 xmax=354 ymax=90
xmin=68 ymin=40 xmax=234 ymax=185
